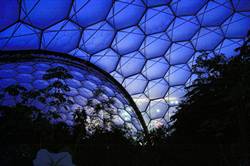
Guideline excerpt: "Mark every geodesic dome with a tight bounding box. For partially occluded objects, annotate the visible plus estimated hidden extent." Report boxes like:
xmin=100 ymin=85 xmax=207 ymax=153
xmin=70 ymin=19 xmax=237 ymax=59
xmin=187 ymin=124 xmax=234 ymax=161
xmin=0 ymin=51 xmax=145 ymax=133
xmin=0 ymin=0 xmax=250 ymax=130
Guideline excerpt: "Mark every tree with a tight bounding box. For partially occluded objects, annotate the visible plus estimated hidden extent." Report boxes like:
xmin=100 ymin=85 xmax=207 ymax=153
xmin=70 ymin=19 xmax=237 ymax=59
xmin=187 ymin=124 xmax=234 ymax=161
xmin=169 ymin=32 xmax=250 ymax=165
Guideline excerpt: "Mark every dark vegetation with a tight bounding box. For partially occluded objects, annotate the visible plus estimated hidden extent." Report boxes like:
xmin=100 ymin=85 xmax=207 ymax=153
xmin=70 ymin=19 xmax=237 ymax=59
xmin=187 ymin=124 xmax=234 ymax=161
xmin=0 ymin=34 xmax=249 ymax=166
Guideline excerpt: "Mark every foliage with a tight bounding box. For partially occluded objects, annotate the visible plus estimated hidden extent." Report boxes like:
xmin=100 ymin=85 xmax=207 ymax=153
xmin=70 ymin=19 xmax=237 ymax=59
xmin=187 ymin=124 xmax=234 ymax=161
xmin=169 ymin=32 xmax=250 ymax=165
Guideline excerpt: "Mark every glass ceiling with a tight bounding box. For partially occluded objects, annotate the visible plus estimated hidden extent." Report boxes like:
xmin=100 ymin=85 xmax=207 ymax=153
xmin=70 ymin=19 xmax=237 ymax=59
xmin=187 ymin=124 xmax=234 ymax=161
xmin=0 ymin=0 xmax=250 ymax=129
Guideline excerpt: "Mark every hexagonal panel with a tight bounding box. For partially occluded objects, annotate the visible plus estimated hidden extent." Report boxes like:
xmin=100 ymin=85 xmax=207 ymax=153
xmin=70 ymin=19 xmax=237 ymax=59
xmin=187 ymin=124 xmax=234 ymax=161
xmin=232 ymin=0 xmax=250 ymax=11
xmin=110 ymin=71 xmax=124 ymax=84
xmin=0 ymin=69 xmax=17 ymax=79
xmin=165 ymin=86 xmax=186 ymax=106
xmin=192 ymin=27 xmax=224 ymax=51
xmin=170 ymin=0 xmax=208 ymax=16
xmin=80 ymin=21 xmax=115 ymax=54
xmin=165 ymin=64 xmax=191 ymax=86
xmin=140 ymin=33 xmax=171 ymax=59
xmin=112 ymin=26 xmax=145 ymax=55
xmin=167 ymin=16 xmax=200 ymax=42
xmin=0 ymin=0 xmax=19 ymax=31
xmin=142 ymin=57 xmax=169 ymax=80
xmin=222 ymin=12 xmax=250 ymax=38
xmin=0 ymin=23 xmax=40 ymax=50
xmin=197 ymin=0 xmax=233 ymax=26
xmin=142 ymin=0 xmax=171 ymax=7
xmin=70 ymin=0 xmax=112 ymax=27
xmin=42 ymin=20 xmax=81 ymax=52
xmin=107 ymin=0 xmax=145 ymax=29
xmin=21 ymin=0 xmax=72 ymax=29
xmin=146 ymin=99 xmax=168 ymax=119
xmin=117 ymin=51 xmax=145 ymax=77
xmin=90 ymin=48 xmax=119 ymax=73
xmin=33 ymin=80 xmax=49 ymax=89
xmin=132 ymin=94 xmax=150 ymax=112
xmin=165 ymin=42 xmax=194 ymax=65
xmin=69 ymin=49 xmax=90 ymax=61
xmin=145 ymin=79 xmax=169 ymax=99
xmin=123 ymin=74 xmax=148 ymax=95
xmin=139 ymin=6 xmax=174 ymax=35
xmin=215 ymin=38 xmax=244 ymax=58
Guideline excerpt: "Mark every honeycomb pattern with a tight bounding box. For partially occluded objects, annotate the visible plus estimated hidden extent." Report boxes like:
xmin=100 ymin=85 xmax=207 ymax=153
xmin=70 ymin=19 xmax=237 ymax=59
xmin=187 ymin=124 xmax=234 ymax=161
xmin=0 ymin=0 xmax=250 ymax=129
xmin=0 ymin=53 xmax=144 ymax=134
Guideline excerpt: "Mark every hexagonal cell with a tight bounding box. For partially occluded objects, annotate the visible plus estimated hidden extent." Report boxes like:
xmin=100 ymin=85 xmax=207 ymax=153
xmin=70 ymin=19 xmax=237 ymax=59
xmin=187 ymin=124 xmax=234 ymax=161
xmin=170 ymin=0 xmax=208 ymax=16
xmin=78 ymin=87 xmax=93 ymax=98
xmin=74 ymin=95 xmax=87 ymax=106
xmin=215 ymin=39 xmax=244 ymax=58
xmin=86 ymin=74 xmax=102 ymax=85
xmin=110 ymin=71 xmax=124 ymax=84
xmin=165 ymin=86 xmax=186 ymax=106
xmin=90 ymin=48 xmax=120 ymax=73
xmin=197 ymin=0 xmax=233 ymax=26
xmin=16 ymin=74 xmax=33 ymax=83
xmin=0 ymin=64 xmax=17 ymax=70
xmin=69 ymin=71 xmax=85 ymax=81
xmin=222 ymin=12 xmax=250 ymax=38
xmin=112 ymin=26 xmax=145 ymax=55
xmin=107 ymin=0 xmax=145 ymax=29
xmin=17 ymin=65 xmax=34 ymax=74
xmin=34 ymin=63 xmax=51 ymax=71
xmin=0 ymin=0 xmax=19 ymax=31
xmin=142 ymin=0 xmax=171 ymax=7
xmin=113 ymin=115 xmax=125 ymax=126
xmin=140 ymin=33 xmax=171 ymax=59
xmin=119 ymin=111 xmax=131 ymax=122
xmin=232 ymin=0 xmax=250 ymax=11
xmin=70 ymin=0 xmax=112 ymax=27
xmin=123 ymin=74 xmax=148 ymax=95
xmin=81 ymin=80 xmax=98 ymax=91
xmin=117 ymin=51 xmax=145 ymax=77
xmin=132 ymin=94 xmax=150 ymax=112
xmin=21 ymin=0 xmax=72 ymax=29
xmin=69 ymin=49 xmax=90 ymax=61
xmin=33 ymin=80 xmax=49 ymax=90
xmin=80 ymin=21 xmax=115 ymax=54
xmin=165 ymin=64 xmax=191 ymax=86
xmin=145 ymin=79 xmax=169 ymax=100
xmin=142 ymin=57 xmax=169 ymax=80
xmin=114 ymin=94 xmax=127 ymax=107
xmin=139 ymin=6 xmax=174 ymax=35
xmin=167 ymin=16 xmax=200 ymax=42
xmin=131 ymin=117 xmax=143 ymax=130
xmin=65 ymin=79 xmax=81 ymax=88
xmin=101 ymin=86 xmax=115 ymax=97
xmin=65 ymin=87 xmax=79 ymax=96
xmin=0 ymin=23 xmax=40 ymax=50
xmin=192 ymin=27 xmax=224 ymax=51
xmin=0 ymin=69 xmax=17 ymax=79
xmin=33 ymin=71 xmax=46 ymax=80
xmin=42 ymin=20 xmax=81 ymax=52
xmin=165 ymin=42 xmax=195 ymax=65
xmin=0 ymin=78 xmax=17 ymax=89
xmin=146 ymin=99 xmax=168 ymax=119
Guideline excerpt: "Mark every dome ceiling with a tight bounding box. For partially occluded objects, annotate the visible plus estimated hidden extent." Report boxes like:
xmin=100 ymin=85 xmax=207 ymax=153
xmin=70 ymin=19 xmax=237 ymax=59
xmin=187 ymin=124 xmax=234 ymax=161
xmin=0 ymin=0 xmax=250 ymax=129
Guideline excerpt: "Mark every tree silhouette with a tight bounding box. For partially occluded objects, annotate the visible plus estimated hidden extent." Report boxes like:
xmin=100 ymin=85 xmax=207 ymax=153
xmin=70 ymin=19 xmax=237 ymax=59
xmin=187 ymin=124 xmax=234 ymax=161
xmin=169 ymin=32 xmax=250 ymax=165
